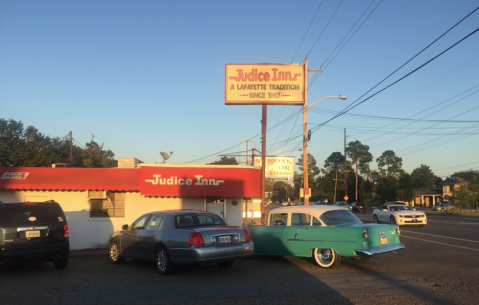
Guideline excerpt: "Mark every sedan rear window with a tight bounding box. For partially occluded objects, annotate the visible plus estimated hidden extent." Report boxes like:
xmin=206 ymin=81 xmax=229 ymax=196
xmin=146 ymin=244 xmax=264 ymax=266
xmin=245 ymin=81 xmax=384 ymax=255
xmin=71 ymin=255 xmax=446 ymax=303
xmin=320 ymin=210 xmax=362 ymax=226
xmin=175 ymin=213 xmax=225 ymax=227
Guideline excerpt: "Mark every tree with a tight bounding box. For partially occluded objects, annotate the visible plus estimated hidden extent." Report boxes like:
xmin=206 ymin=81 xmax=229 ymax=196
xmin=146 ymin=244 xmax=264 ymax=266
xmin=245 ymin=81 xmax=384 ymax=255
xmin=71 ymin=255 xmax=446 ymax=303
xmin=209 ymin=156 xmax=238 ymax=165
xmin=467 ymin=182 xmax=479 ymax=213
xmin=81 ymin=140 xmax=116 ymax=168
xmin=359 ymin=180 xmax=374 ymax=206
xmin=376 ymin=150 xmax=403 ymax=177
xmin=0 ymin=118 xmax=25 ymax=166
xmin=451 ymin=185 xmax=472 ymax=213
xmin=411 ymin=164 xmax=437 ymax=188
xmin=315 ymin=172 xmax=335 ymax=204
xmin=452 ymin=170 xmax=479 ymax=183
xmin=346 ymin=140 xmax=373 ymax=201
xmin=323 ymin=152 xmax=345 ymax=203
xmin=296 ymin=154 xmax=321 ymax=198
xmin=375 ymin=176 xmax=399 ymax=203
xmin=398 ymin=173 xmax=415 ymax=203
xmin=0 ymin=118 xmax=116 ymax=168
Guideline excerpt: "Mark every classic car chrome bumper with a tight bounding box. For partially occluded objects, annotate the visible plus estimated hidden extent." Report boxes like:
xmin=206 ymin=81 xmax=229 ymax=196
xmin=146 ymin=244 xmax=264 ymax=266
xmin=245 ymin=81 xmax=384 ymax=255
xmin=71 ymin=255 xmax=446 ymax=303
xmin=355 ymin=243 xmax=405 ymax=256
xmin=169 ymin=241 xmax=254 ymax=264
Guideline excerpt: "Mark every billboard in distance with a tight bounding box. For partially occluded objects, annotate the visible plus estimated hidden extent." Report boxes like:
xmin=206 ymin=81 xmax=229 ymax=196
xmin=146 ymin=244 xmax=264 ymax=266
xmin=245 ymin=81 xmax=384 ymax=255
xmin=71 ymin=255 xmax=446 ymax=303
xmin=254 ymin=156 xmax=294 ymax=178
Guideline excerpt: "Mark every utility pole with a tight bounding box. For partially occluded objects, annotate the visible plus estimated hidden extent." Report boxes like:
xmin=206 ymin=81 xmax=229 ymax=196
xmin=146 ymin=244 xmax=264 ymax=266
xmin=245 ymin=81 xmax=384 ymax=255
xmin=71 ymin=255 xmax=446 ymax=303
xmin=302 ymin=58 xmax=346 ymax=205
xmin=344 ymin=128 xmax=348 ymax=202
xmin=261 ymin=105 xmax=266 ymax=223
xmin=69 ymin=131 xmax=73 ymax=167
xmin=251 ymin=148 xmax=255 ymax=167
xmin=302 ymin=59 xmax=310 ymax=205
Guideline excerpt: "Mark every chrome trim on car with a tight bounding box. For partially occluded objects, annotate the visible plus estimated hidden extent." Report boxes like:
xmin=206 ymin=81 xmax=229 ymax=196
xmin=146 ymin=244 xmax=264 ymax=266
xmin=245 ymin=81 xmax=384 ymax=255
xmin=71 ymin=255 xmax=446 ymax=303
xmin=210 ymin=233 xmax=240 ymax=244
xmin=287 ymin=238 xmax=356 ymax=243
xmin=355 ymin=243 xmax=405 ymax=256
xmin=17 ymin=226 xmax=49 ymax=231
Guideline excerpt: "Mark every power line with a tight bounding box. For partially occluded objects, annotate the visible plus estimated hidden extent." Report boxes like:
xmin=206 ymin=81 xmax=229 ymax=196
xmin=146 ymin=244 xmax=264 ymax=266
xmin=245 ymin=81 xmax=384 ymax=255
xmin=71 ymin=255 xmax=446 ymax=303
xmin=310 ymin=0 xmax=384 ymax=87
xmin=291 ymin=0 xmax=324 ymax=63
xmin=310 ymin=25 xmax=479 ymax=137
xmin=364 ymin=85 xmax=479 ymax=145
xmin=304 ymin=0 xmax=345 ymax=60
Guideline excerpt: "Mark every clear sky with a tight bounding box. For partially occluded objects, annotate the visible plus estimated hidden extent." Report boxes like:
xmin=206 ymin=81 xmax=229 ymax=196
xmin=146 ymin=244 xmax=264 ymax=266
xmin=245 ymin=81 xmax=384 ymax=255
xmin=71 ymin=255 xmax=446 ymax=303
xmin=1 ymin=0 xmax=478 ymax=178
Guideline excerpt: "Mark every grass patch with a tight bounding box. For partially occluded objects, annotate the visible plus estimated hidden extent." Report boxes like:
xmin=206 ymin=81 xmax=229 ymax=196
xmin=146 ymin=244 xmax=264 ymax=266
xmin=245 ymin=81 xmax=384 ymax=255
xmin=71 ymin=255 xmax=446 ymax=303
xmin=424 ymin=210 xmax=479 ymax=216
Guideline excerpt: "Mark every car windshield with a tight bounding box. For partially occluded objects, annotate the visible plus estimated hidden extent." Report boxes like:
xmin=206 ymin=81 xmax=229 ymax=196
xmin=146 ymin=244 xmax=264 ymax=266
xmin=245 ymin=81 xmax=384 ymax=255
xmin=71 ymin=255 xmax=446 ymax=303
xmin=389 ymin=205 xmax=413 ymax=211
xmin=320 ymin=210 xmax=362 ymax=226
xmin=175 ymin=213 xmax=226 ymax=227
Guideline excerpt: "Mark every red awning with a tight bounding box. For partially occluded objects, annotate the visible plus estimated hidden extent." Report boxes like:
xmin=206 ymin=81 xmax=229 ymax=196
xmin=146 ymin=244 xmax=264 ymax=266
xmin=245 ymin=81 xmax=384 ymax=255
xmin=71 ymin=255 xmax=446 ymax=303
xmin=0 ymin=165 xmax=262 ymax=198
xmin=0 ymin=167 xmax=139 ymax=191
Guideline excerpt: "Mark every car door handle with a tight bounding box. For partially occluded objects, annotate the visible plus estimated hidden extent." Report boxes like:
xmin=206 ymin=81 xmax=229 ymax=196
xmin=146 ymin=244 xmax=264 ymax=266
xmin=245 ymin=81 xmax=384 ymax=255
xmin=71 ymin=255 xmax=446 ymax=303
xmin=152 ymin=234 xmax=158 ymax=238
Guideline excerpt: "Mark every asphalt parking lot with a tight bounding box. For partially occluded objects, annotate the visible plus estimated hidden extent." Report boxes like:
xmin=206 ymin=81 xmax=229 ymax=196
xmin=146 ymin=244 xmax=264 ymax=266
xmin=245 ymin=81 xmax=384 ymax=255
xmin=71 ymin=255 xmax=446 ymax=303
xmin=1 ymin=211 xmax=478 ymax=305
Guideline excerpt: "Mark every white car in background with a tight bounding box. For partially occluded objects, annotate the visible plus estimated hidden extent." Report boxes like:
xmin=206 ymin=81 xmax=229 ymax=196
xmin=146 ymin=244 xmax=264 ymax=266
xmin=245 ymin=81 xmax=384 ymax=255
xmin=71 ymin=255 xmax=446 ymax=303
xmin=333 ymin=201 xmax=352 ymax=211
xmin=373 ymin=202 xmax=427 ymax=226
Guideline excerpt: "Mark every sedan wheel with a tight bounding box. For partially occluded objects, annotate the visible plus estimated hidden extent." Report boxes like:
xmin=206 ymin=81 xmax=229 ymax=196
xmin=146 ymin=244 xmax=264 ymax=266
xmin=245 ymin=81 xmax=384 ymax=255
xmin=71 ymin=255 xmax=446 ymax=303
xmin=390 ymin=216 xmax=396 ymax=224
xmin=156 ymin=246 xmax=175 ymax=275
xmin=313 ymin=248 xmax=341 ymax=268
xmin=109 ymin=242 xmax=125 ymax=264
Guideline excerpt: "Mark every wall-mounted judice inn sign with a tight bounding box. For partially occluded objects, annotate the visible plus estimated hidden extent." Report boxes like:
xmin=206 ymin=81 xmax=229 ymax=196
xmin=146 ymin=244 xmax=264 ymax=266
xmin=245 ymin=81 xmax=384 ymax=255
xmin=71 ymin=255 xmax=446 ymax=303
xmin=145 ymin=175 xmax=225 ymax=186
xmin=139 ymin=166 xmax=262 ymax=197
xmin=225 ymin=63 xmax=305 ymax=105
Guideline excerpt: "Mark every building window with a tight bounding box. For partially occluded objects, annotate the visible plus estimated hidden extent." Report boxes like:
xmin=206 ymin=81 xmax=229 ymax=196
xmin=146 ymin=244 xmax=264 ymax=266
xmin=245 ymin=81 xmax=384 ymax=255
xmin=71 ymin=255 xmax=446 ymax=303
xmin=89 ymin=192 xmax=125 ymax=218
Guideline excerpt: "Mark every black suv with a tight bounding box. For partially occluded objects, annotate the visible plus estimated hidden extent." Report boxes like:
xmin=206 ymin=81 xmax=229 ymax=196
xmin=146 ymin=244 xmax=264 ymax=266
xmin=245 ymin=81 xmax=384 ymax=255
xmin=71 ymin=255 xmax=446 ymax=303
xmin=351 ymin=202 xmax=366 ymax=213
xmin=0 ymin=200 xmax=70 ymax=269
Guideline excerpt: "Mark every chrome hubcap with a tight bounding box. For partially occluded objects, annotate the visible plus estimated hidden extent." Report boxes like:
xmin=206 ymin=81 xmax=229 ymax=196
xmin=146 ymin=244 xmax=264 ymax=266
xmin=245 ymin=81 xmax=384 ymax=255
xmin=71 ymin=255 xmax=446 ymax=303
xmin=318 ymin=249 xmax=333 ymax=264
xmin=110 ymin=244 xmax=119 ymax=261
xmin=157 ymin=250 xmax=167 ymax=272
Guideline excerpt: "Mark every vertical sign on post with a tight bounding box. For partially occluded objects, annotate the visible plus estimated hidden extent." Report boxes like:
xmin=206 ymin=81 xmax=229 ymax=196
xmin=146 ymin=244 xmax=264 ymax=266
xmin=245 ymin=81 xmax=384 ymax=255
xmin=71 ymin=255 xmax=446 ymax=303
xmin=225 ymin=63 xmax=306 ymax=224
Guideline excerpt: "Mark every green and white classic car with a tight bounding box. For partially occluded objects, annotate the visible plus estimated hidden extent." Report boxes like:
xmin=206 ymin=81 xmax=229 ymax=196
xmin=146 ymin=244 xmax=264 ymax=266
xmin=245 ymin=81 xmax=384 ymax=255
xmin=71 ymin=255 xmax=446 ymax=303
xmin=248 ymin=205 xmax=404 ymax=268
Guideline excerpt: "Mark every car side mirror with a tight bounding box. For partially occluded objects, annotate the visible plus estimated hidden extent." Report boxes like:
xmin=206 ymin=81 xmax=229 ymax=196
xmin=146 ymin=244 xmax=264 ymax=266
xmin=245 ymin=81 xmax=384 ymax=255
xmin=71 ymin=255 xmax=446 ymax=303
xmin=122 ymin=224 xmax=129 ymax=230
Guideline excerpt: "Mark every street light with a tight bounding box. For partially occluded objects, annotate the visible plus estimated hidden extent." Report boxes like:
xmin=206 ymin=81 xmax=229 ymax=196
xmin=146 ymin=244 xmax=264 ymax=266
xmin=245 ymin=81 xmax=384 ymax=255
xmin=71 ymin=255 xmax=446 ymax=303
xmin=303 ymin=95 xmax=347 ymax=205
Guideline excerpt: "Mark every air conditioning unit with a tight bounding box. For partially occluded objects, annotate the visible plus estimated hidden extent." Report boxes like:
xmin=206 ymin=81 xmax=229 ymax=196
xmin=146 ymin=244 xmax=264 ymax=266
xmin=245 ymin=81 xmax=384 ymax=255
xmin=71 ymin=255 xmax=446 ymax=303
xmin=88 ymin=190 xmax=109 ymax=199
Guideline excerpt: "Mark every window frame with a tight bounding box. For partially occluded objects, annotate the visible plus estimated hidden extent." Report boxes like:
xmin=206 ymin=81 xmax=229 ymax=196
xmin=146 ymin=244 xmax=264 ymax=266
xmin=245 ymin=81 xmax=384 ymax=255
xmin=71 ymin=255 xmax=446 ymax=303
xmin=89 ymin=191 xmax=125 ymax=218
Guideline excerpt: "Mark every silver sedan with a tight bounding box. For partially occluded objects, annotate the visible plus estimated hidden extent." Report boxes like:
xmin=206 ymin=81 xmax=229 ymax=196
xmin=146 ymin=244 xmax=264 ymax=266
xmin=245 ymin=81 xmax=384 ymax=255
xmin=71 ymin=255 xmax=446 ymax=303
xmin=432 ymin=202 xmax=455 ymax=212
xmin=107 ymin=210 xmax=254 ymax=275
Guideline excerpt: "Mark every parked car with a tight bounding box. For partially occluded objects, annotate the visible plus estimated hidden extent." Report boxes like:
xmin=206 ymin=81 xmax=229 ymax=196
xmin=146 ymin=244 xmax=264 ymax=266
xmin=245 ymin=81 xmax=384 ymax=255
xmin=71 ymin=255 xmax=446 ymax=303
xmin=0 ymin=200 xmax=70 ymax=269
xmin=107 ymin=210 xmax=254 ymax=275
xmin=351 ymin=202 xmax=366 ymax=213
xmin=373 ymin=203 xmax=427 ymax=226
xmin=247 ymin=206 xmax=404 ymax=268
xmin=432 ymin=202 xmax=455 ymax=212
xmin=333 ymin=201 xmax=352 ymax=211
xmin=384 ymin=201 xmax=407 ymax=206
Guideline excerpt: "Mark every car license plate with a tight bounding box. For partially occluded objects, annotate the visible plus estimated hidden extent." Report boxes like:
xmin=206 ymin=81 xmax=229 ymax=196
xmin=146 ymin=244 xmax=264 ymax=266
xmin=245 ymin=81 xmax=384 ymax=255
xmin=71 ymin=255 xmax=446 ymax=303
xmin=380 ymin=237 xmax=387 ymax=245
xmin=219 ymin=235 xmax=231 ymax=243
xmin=26 ymin=230 xmax=40 ymax=238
